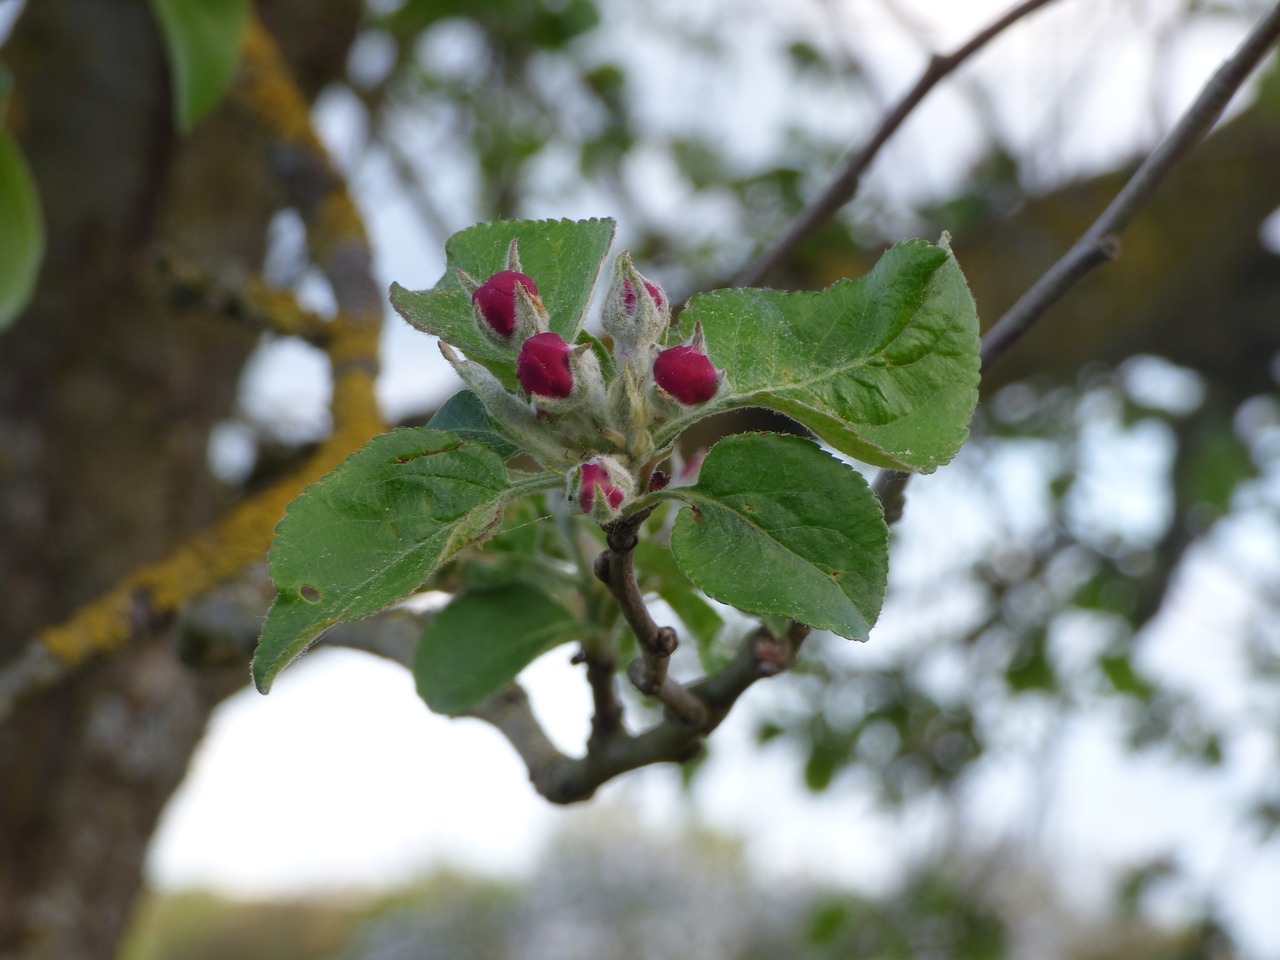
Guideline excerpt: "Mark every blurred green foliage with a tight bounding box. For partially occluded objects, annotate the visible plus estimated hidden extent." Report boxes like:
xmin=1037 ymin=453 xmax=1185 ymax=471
xmin=120 ymin=818 xmax=1239 ymax=960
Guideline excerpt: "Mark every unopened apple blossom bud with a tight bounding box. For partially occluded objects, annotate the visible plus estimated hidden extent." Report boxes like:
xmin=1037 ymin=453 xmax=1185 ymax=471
xmin=473 ymin=270 xmax=539 ymax=340
xmin=603 ymin=253 xmax=669 ymax=372
xmin=517 ymin=332 xmax=574 ymax=399
xmin=568 ymin=457 xmax=633 ymax=522
xmin=622 ymin=277 xmax=666 ymax=316
xmin=653 ymin=345 xmax=720 ymax=405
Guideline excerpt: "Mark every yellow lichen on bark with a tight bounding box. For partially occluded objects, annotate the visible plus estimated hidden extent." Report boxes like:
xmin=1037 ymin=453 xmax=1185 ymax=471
xmin=38 ymin=14 xmax=387 ymax=666
xmin=38 ymin=424 xmax=375 ymax=663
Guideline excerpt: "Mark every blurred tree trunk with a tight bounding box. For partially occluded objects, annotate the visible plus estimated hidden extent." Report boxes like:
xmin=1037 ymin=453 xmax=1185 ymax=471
xmin=0 ymin=0 xmax=356 ymax=955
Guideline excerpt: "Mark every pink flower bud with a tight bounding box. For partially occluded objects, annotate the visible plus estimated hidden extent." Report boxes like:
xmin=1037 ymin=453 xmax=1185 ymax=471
xmin=622 ymin=278 xmax=666 ymax=316
xmin=517 ymin=332 xmax=574 ymax=399
xmin=653 ymin=346 xmax=719 ymax=405
xmin=472 ymin=270 xmax=538 ymax=339
xmin=578 ymin=461 xmax=626 ymax=514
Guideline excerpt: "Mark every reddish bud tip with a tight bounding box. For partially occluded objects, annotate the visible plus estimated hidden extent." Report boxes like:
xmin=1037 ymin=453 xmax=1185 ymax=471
xmin=653 ymin=346 xmax=718 ymax=405
xmin=647 ymin=470 xmax=670 ymax=492
xmin=517 ymin=332 xmax=574 ymax=399
xmin=472 ymin=270 xmax=538 ymax=339
xmin=579 ymin=461 xmax=626 ymax=513
xmin=622 ymin=278 xmax=666 ymax=315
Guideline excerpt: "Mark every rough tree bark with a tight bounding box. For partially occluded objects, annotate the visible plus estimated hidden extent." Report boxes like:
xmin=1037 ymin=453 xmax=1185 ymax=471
xmin=0 ymin=1 xmax=358 ymax=955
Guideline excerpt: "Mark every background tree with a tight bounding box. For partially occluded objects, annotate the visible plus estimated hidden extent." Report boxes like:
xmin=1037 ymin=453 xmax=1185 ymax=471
xmin=3 ymin=0 xmax=1280 ymax=957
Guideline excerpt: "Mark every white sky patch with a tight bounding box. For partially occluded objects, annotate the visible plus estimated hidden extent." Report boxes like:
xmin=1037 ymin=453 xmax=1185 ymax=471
xmin=149 ymin=649 xmax=560 ymax=893
xmin=1121 ymin=355 xmax=1206 ymax=416
xmin=237 ymin=336 xmax=332 ymax=444
xmin=206 ymin=420 xmax=258 ymax=486
xmin=1258 ymin=205 xmax=1280 ymax=255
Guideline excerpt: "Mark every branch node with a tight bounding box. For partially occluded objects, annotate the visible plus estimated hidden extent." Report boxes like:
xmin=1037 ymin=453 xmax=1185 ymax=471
xmin=592 ymin=550 xmax=611 ymax=583
xmin=626 ymin=656 xmax=658 ymax=695
xmin=653 ymin=625 xmax=678 ymax=657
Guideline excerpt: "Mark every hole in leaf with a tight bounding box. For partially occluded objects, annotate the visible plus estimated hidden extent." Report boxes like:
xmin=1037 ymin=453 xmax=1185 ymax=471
xmin=299 ymin=584 xmax=322 ymax=603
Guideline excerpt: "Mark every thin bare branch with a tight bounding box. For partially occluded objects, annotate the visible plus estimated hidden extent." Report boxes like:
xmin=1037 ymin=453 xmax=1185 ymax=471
xmin=556 ymin=507 xmax=629 ymax=746
xmin=583 ymin=651 xmax=625 ymax=747
xmin=979 ymin=0 xmax=1280 ymax=371
xmin=595 ymin=511 xmax=709 ymax=727
xmin=876 ymin=2 xmax=1280 ymax=515
xmin=469 ymin=621 xmax=810 ymax=804
xmin=157 ymin=253 xmax=334 ymax=346
xmin=733 ymin=0 xmax=1061 ymax=288
xmin=463 ymin=684 xmax=580 ymax=800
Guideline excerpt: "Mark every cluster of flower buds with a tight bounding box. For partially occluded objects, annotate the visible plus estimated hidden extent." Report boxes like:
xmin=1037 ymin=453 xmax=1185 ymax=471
xmin=442 ymin=240 xmax=724 ymax=522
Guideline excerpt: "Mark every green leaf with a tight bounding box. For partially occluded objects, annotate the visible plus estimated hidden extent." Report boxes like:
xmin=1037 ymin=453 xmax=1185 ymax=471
xmin=149 ymin=0 xmax=250 ymax=129
xmin=0 ymin=128 xmax=44 ymax=332
xmin=671 ymin=239 xmax=980 ymax=472
xmin=415 ymin=584 xmax=580 ymax=715
xmin=428 ymin=389 xmax=521 ymax=460
xmin=577 ymin=329 xmax=617 ymax=380
xmin=1181 ymin=412 xmax=1255 ymax=514
xmin=661 ymin=433 xmax=888 ymax=640
xmin=253 ymin=428 xmax=514 ymax=693
xmin=1099 ymin=652 xmax=1157 ymax=702
xmin=456 ymin=498 xmax=576 ymax=594
xmin=1004 ymin=628 xmax=1057 ymax=692
xmin=390 ymin=218 xmax=615 ymax=383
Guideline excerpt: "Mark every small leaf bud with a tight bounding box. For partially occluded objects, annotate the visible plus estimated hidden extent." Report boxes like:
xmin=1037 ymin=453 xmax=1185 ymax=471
xmin=653 ymin=345 xmax=720 ymax=405
xmin=473 ymin=270 xmax=539 ymax=340
xmin=517 ymin=332 xmax=574 ymax=399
